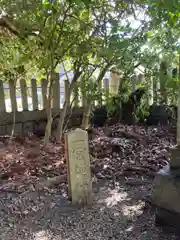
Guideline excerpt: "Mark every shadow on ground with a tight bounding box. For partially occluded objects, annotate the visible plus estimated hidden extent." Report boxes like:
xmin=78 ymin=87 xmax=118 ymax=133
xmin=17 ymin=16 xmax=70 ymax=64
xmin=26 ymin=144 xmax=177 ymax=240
xmin=0 ymin=180 xmax=178 ymax=240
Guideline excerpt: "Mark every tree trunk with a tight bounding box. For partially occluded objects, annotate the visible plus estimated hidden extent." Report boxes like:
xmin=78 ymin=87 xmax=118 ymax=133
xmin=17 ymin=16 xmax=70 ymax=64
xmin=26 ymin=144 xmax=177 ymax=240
xmin=55 ymin=84 xmax=70 ymax=141
xmin=177 ymin=55 xmax=180 ymax=146
xmin=148 ymin=75 xmax=153 ymax=106
xmin=81 ymin=99 xmax=91 ymax=129
xmin=153 ymin=76 xmax=157 ymax=103
xmin=9 ymin=78 xmax=17 ymax=140
xmin=44 ymin=73 xmax=54 ymax=145
xmin=80 ymin=63 xmax=112 ymax=129
xmin=44 ymin=109 xmax=52 ymax=145
xmin=55 ymin=69 xmax=82 ymax=141
xmin=118 ymin=75 xmax=125 ymax=94
xmin=145 ymin=70 xmax=153 ymax=106
xmin=160 ymin=61 xmax=168 ymax=104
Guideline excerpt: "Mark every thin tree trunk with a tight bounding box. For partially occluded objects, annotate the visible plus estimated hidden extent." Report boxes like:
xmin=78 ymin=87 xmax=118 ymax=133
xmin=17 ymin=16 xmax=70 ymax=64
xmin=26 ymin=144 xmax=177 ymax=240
xmin=160 ymin=61 xmax=168 ymax=104
xmin=11 ymin=102 xmax=16 ymax=139
xmin=145 ymin=70 xmax=153 ymax=106
xmin=10 ymin=78 xmax=17 ymax=140
xmin=55 ymin=85 xmax=70 ymax=141
xmin=176 ymin=55 xmax=180 ymax=146
xmin=44 ymin=109 xmax=52 ymax=145
xmin=153 ymin=76 xmax=157 ymax=103
xmin=118 ymin=75 xmax=125 ymax=94
xmin=81 ymin=62 xmax=112 ymax=129
xmin=81 ymin=99 xmax=91 ymax=129
xmin=148 ymin=75 xmax=153 ymax=106
xmin=55 ymin=69 xmax=82 ymax=141
xmin=44 ymin=73 xmax=54 ymax=145
xmin=7 ymin=76 xmax=17 ymax=141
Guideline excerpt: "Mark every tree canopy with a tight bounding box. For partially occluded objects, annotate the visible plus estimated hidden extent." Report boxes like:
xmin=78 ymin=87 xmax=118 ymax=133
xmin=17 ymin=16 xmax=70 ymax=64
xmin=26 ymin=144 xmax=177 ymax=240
xmin=0 ymin=0 xmax=180 ymax=142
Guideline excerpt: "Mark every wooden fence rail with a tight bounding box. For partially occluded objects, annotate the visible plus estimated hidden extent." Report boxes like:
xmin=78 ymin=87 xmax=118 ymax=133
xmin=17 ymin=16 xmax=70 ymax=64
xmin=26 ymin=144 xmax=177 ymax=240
xmin=0 ymin=74 xmax=112 ymax=113
xmin=0 ymin=71 xmax=144 ymax=135
xmin=0 ymin=71 xmax=146 ymax=114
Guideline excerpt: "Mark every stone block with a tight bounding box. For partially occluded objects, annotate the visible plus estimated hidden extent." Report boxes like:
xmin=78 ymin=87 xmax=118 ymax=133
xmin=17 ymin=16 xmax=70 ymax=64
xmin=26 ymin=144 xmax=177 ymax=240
xmin=155 ymin=207 xmax=180 ymax=235
xmin=151 ymin=164 xmax=180 ymax=233
xmin=152 ymin=165 xmax=180 ymax=213
xmin=65 ymin=128 xmax=92 ymax=205
xmin=170 ymin=146 xmax=180 ymax=169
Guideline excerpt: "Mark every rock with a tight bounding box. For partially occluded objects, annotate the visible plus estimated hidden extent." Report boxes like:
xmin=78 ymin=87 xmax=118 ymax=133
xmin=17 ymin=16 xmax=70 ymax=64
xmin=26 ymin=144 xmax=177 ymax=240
xmin=121 ymin=88 xmax=146 ymax=125
xmin=90 ymin=106 xmax=108 ymax=127
xmin=129 ymin=88 xmax=146 ymax=107
xmin=146 ymin=104 xmax=177 ymax=126
xmin=90 ymin=88 xmax=146 ymax=126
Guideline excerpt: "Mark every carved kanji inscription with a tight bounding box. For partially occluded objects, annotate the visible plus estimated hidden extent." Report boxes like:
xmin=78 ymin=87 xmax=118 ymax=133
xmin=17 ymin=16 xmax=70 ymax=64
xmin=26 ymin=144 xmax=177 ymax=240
xmin=65 ymin=128 xmax=92 ymax=205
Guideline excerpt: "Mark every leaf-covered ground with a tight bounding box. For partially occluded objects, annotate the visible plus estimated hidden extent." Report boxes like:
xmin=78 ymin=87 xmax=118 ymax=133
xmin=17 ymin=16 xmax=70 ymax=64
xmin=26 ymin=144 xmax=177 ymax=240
xmin=0 ymin=124 xmax=175 ymax=191
xmin=0 ymin=124 xmax=178 ymax=239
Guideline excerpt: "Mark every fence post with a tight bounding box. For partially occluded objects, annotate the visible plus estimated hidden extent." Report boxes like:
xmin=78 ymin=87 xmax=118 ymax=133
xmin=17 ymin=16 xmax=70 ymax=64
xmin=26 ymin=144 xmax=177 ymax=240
xmin=0 ymin=80 xmax=6 ymax=112
xmin=41 ymin=78 xmax=48 ymax=109
xmin=20 ymin=79 xmax=28 ymax=111
xmin=9 ymin=79 xmax=17 ymax=112
xmin=52 ymin=73 xmax=60 ymax=109
xmin=31 ymin=78 xmax=38 ymax=110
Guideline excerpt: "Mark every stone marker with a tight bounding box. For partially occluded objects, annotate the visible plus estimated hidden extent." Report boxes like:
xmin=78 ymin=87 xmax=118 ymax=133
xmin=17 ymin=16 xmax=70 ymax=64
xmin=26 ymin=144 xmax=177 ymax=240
xmin=151 ymin=146 xmax=180 ymax=232
xmin=65 ymin=128 xmax=92 ymax=205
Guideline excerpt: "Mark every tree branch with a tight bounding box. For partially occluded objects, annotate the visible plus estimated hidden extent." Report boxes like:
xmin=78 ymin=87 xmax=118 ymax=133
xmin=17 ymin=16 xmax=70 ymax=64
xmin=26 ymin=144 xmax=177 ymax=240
xmin=0 ymin=15 xmax=38 ymax=39
xmin=0 ymin=16 xmax=20 ymax=37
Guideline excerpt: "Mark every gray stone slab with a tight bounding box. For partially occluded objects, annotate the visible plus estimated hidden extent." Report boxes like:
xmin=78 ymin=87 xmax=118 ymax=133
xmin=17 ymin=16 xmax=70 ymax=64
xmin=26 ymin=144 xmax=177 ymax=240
xmin=155 ymin=207 xmax=180 ymax=236
xmin=151 ymin=165 xmax=180 ymax=235
xmin=170 ymin=146 xmax=180 ymax=169
xmin=65 ymin=128 xmax=92 ymax=205
xmin=152 ymin=165 xmax=180 ymax=213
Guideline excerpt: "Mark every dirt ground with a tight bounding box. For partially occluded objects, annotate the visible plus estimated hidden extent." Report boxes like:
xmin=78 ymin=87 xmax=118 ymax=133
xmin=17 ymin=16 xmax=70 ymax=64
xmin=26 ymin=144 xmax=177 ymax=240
xmin=0 ymin=124 xmax=178 ymax=239
xmin=0 ymin=180 xmax=178 ymax=240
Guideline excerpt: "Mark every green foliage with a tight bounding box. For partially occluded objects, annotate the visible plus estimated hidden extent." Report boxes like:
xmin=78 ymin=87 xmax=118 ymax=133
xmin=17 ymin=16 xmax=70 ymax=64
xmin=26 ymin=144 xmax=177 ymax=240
xmin=0 ymin=0 xmax=144 ymax=84
xmin=79 ymin=71 xmax=99 ymax=102
xmin=106 ymin=94 xmax=122 ymax=117
xmin=136 ymin=101 xmax=150 ymax=123
xmin=106 ymin=81 xmax=130 ymax=117
xmin=0 ymin=0 xmax=180 ymax=114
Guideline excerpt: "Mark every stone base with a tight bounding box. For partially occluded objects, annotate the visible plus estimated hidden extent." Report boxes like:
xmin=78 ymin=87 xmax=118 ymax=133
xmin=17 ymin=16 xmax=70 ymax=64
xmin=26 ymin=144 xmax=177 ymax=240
xmin=151 ymin=164 xmax=180 ymax=233
xmin=155 ymin=207 xmax=180 ymax=235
